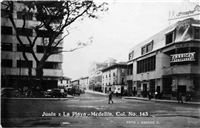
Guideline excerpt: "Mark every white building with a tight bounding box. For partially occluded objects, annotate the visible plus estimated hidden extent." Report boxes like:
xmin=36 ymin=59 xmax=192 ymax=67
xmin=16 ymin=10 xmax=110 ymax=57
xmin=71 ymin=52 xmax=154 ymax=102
xmin=80 ymin=76 xmax=89 ymax=90
xmin=102 ymin=62 xmax=127 ymax=94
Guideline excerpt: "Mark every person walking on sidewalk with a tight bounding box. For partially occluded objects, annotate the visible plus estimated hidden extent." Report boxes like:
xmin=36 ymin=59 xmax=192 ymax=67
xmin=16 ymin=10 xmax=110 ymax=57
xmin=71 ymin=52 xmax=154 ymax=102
xmin=178 ymin=92 xmax=183 ymax=103
xmin=148 ymin=92 xmax=152 ymax=100
xmin=108 ymin=90 xmax=114 ymax=104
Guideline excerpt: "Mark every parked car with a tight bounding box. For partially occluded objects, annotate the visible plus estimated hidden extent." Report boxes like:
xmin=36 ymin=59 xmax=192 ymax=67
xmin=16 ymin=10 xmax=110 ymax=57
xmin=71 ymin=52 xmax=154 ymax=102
xmin=43 ymin=89 xmax=52 ymax=98
xmin=66 ymin=87 xmax=74 ymax=95
xmin=74 ymin=88 xmax=81 ymax=95
xmin=49 ymin=88 xmax=67 ymax=98
xmin=1 ymin=87 xmax=19 ymax=97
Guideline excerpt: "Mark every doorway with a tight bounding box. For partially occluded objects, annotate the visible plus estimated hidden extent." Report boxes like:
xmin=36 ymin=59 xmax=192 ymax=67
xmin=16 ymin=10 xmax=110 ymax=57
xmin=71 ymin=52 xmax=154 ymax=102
xmin=178 ymin=85 xmax=186 ymax=95
xmin=143 ymin=83 xmax=147 ymax=97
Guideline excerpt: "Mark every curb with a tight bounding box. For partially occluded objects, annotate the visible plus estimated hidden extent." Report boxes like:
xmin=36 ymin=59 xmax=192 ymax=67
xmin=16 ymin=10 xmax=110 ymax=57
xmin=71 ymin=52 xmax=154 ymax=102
xmin=1 ymin=95 xmax=74 ymax=100
xmin=122 ymin=97 xmax=200 ymax=105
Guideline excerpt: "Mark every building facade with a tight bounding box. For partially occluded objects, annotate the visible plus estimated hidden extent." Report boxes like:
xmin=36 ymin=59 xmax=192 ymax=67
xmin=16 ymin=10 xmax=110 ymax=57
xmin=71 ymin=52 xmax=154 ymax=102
xmin=88 ymin=58 xmax=117 ymax=92
xmin=80 ymin=76 xmax=89 ymax=90
xmin=127 ymin=18 xmax=200 ymax=100
xmin=1 ymin=2 xmax=63 ymax=91
xmin=102 ymin=62 xmax=127 ymax=94
xmin=58 ymin=76 xmax=71 ymax=89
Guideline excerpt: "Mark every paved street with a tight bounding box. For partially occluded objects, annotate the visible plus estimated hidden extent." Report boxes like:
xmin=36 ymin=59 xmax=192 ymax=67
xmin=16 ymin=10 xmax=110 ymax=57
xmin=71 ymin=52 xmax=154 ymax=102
xmin=1 ymin=91 xmax=200 ymax=128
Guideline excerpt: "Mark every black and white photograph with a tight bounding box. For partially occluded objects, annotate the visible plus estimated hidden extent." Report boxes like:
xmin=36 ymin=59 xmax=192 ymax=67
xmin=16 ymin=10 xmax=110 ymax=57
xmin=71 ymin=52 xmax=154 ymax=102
xmin=1 ymin=0 xmax=200 ymax=127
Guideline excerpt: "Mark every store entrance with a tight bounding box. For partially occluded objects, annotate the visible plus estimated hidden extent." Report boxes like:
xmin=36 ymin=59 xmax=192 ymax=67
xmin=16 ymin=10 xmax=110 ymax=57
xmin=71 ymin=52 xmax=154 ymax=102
xmin=143 ymin=83 xmax=147 ymax=97
xmin=178 ymin=85 xmax=186 ymax=95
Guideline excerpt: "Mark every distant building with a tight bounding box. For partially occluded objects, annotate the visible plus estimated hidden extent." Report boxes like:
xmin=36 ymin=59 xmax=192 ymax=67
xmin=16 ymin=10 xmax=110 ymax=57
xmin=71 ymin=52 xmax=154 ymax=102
xmin=58 ymin=76 xmax=72 ymax=89
xmin=102 ymin=62 xmax=127 ymax=94
xmin=88 ymin=58 xmax=117 ymax=92
xmin=80 ymin=76 xmax=89 ymax=90
xmin=127 ymin=18 xmax=200 ymax=99
xmin=71 ymin=79 xmax=80 ymax=87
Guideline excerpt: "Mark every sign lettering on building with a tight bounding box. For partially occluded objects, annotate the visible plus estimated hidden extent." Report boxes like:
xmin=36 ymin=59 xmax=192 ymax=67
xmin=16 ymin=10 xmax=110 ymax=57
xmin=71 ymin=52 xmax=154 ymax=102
xmin=170 ymin=52 xmax=195 ymax=62
xmin=169 ymin=5 xmax=200 ymax=20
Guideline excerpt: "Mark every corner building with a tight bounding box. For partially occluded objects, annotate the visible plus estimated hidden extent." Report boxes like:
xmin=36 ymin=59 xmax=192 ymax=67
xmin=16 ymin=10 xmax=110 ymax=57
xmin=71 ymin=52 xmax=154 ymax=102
xmin=1 ymin=2 xmax=63 ymax=90
xmin=127 ymin=18 xmax=200 ymax=100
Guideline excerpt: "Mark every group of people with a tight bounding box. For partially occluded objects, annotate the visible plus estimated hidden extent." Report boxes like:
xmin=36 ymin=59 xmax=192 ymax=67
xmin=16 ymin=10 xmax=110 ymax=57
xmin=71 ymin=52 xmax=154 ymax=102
xmin=178 ymin=93 xmax=192 ymax=104
xmin=148 ymin=91 xmax=163 ymax=100
xmin=108 ymin=90 xmax=192 ymax=104
xmin=147 ymin=91 xmax=192 ymax=104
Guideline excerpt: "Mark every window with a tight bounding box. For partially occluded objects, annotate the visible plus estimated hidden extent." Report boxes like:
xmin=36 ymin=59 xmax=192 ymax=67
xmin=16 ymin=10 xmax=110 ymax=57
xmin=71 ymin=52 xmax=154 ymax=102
xmin=17 ymin=60 xmax=33 ymax=68
xmin=141 ymin=47 xmax=146 ymax=55
xmin=37 ymin=30 xmax=51 ymax=38
xmin=1 ymin=9 xmax=8 ymax=17
xmin=129 ymin=51 xmax=134 ymax=60
xmin=17 ymin=28 xmax=33 ymax=36
xmin=127 ymin=64 xmax=133 ymax=75
xmin=37 ymin=45 xmax=44 ymax=53
xmin=1 ymin=43 xmax=12 ymax=51
xmin=147 ymin=43 xmax=152 ymax=53
xmin=38 ymin=62 xmax=61 ymax=69
xmin=113 ymin=73 xmax=115 ymax=76
xmin=17 ymin=44 xmax=31 ymax=52
xmin=129 ymin=53 xmax=132 ymax=60
xmin=137 ymin=56 xmax=156 ymax=74
xmin=141 ymin=41 xmax=153 ymax=55
xmin=194 ymin=28 xmax=200 ymax=39
xmin=17 ymin=11 xmax=33 ymax=20
xmin=166 ymin=31 xmax=175 ymax=45
xmin=121 ymin=78 xmax=124 ymax=84
xmin=2 ymin=59 xmax=12 ymax=67
xmin=1 ymin=26 xmax=12 ymax=35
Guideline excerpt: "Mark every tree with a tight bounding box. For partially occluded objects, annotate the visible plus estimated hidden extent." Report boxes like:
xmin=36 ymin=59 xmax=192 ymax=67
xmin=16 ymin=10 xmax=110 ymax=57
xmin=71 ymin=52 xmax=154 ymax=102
xmin=1 ymin=1 xmax=108 ymax=90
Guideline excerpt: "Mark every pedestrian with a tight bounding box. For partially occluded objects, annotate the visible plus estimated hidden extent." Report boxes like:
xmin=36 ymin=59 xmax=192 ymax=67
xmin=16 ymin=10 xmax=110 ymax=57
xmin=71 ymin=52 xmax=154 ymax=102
xmin=160 ymin=91 xmax=163 ymax=99
xmin=108 ymin=90 xmax=114 ymax=104
xmin=155 ymin=91 xmax=158 ymax=100
xmin=185 ymin=93 xmax=191 ymax=104
xmin=178 ymin=92 xmax=183 ymax=103
xmin=148 ymin=92 xmax=152 ymax=100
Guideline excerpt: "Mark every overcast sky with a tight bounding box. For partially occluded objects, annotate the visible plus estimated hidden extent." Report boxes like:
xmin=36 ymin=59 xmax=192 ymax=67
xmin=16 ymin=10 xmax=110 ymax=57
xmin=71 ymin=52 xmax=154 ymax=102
xmin=62 ymin=0 xmax=199 ymax=80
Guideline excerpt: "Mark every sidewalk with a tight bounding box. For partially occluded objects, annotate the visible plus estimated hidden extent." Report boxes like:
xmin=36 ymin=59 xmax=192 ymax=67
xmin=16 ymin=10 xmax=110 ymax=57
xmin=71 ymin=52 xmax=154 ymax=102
xmin=85 ymin=90 xmax=200 ymax=105
xmin=122 ymin=96 xmax=200 ymax=105
xmin=1 ymin=94 xmax=74 ymax=100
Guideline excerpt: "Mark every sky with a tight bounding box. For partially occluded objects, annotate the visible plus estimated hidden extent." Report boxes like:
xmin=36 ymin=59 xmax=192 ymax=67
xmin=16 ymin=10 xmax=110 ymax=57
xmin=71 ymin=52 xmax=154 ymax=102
xmin=62 ymin=0 xmax=199 ymax=80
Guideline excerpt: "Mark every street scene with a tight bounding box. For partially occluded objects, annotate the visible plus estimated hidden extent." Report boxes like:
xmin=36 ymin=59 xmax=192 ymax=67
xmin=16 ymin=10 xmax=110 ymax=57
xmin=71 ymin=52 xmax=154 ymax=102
xmin=1 ymin=91 xmax=200 ymax=127
xmin=1 ymin=0 xmax=200 ymax=128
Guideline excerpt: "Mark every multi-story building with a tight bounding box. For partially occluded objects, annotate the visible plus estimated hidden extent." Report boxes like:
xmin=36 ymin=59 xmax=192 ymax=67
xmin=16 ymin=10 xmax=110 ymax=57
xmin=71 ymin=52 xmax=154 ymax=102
xmin=71 ymin=79 xmax=80 ymax=87
xmin=58 ymin=76 xmax=72 ymax=89
xmin=88 ymin=58 xmax=117 ymax=91
xmin=127 ymin=18 xmax=200 ymax=100
xmin=1 ymin=2 xmax=63 ymax=91
xmin=80 ymin=76 xmax=89 ymax=90
xmin=102 ymin=62 xmax=127 ymax=94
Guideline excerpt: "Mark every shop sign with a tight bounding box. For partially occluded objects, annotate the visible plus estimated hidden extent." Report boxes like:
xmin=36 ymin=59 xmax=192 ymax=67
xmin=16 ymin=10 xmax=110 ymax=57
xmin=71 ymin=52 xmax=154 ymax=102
xmin=169 ymin=5 xmax=200 ymax=20
xmin=170 ymin=52 xmax=195 ymax=62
